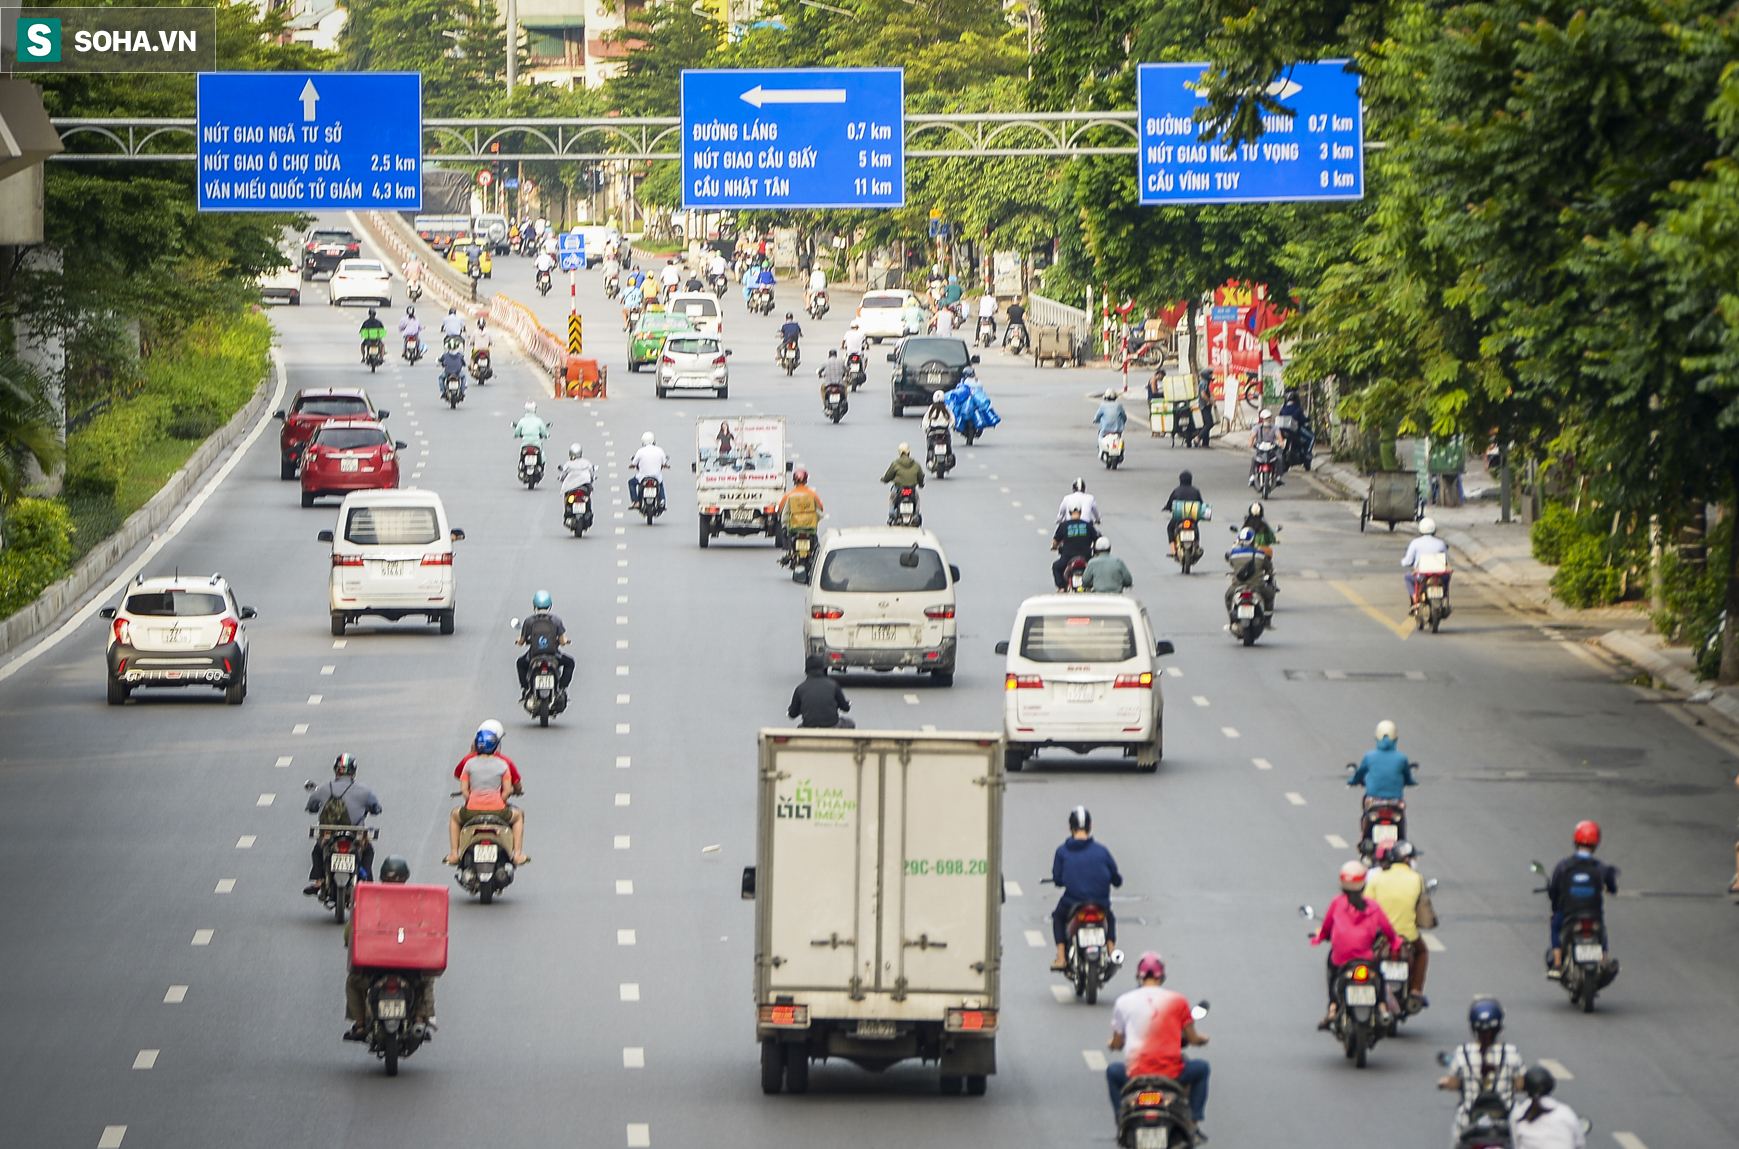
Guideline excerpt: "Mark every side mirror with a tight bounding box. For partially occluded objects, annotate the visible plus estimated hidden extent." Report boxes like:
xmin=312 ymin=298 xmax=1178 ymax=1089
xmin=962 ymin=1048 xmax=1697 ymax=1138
xmin=1528 ymin=860 xmax=1545 ymax=875
xmin=303 ymin=780 xmax=316 ymax=792
xmin=1435 ymin=1050 xmax=1453 ymax=1068
xmin=317 ymin=530 xmax=334 ymax=543
xmin=1345 ymin=762 xmax=1357 ymax=772
xmin=273 ymin=410 xmax=286 ymax=420
xmin=971 ymin=354 xmax=981 ymax=364
xmin=1155 ymin=640 xmax=1175 ymax=657
xmin=1190 ymin=1001 xmax=1210 ymax=1021
xmin=786 ymin=461 xmax=794 ymax=473
xmin=376 ymin=410 xmax=390 ymax=420
xmin=898 ymin=543 xmax=920 ymax=569
xmin=1425 ymin=878 xmax=1439 ymax=891
xmin=725 ymin=349 xmax=733 ymax=356
xmin=886 ymin=353 xmax=896 ymax=362
xmin=994 ymin=641 xmax=1009 ymax=655
xmin=509 ymin=617 xmax=521 ymax=629
xmin=450 ymin=529 xmax=465 ymax=541
xmin=99 ymin=607 xmax=117 ymax=619
xmin=949 ymin=564 xmax=961 ymax=583
xmin=691 ymin=462 xmax=698 ymax=473
xmin=240 ymin=606 xmax=257 ymax=620
xmin=741 ymin=865 xmax=757 ymax=900
xmin=1299 ymin=905 xmax=1316 ymax=920
xmin=395 ymin=441 xmax=408 ymax=450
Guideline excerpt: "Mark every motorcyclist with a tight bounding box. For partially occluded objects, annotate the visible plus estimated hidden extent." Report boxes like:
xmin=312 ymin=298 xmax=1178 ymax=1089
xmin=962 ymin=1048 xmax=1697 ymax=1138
xmin=470 ymin=317 xmax=493 ymax=376
xmin=805 ymin=264 xmax=827 ymax=310
xmin=1163 ymin=470 xmax=1204 ymax=555
xmin=445 ymin=722 xmax=528 ymax=866
xmin=1242 ymin=501 xmax=1277 ymax=554
xmin=534 ymin=247 xmax=556 ymax=281
xmin=842 ymin=320 xmax=868 ymax=358
xmin=1510 ymin=1066 xmax=1586 ymax=1149
xmin=1365 ymin=840 xmax=1431 ymax=1011
xmin=977 ymin=289 xmax=998 ymax=339
xmin=922 ymin=390 xmax=952 ymax=432
xmin=1002 ymin=298 xmax=1027 ymax=347
xmin=778 ymin=313 xmax=803 ymax=360
xmin=707 ymin=249 xmax=729 ymax=284
xmin=512 ymin=401 xmax=550 ymax=459
xmin=1546 ymin=820 xmax=1619 ymax=975
xmin=557 ymin=443 xmax=596 ymax=494
xmin=1083 ymin=536 xmax=1133 ymax=594
xmin=1277 ymin=387 xmax=1314 ymax=463
xmin=621 ymin=276 xmax=645 ymax=327
xmin=1051 ymin=806 xmax=1122 ymax=971
xmin=932 ymin=302 xmax=956 ymax=337
xmin=1094 ymin=389 xmax=1127 ymax=456
xmin=342 ymin=854 xmax=437 ymax=1040
xmin=515 ymin=586 xmax=574 ymax=689
xmin=437 ymin=345 xmax=467 ymax=399
xmin=879 ymin=443 xmax=925 ymax=521
xmin=440 ymin=306 xmax=467 ymax=344
xmin=625 ymin=263 xmax=646 ymax=294
xmin=1195 ymin=370 xmax=1217 ymax=447
xmin=788 ymin=653 xmax=853 ymax=727
xmin=446 ymin=719 xmax=523 ymax=852
xmin=901 ymin=295 xmax=927 ymax=337
xmin=1309 ymin=860 xmax=1400 ymax=1028
xmin=358 ymin=308 xmax=387 ymax=362
xmin=304 ymin=753 xmax=381 ymax=895
xmin=941 ymin=273 xmax=964 ymax=309
xmin=1402 ymin=517 xmax=1450 ymax=603
xmin=1348 ymin=719 xmax=1416 ymax=803
xmin=1225 ymin=526 xmax=1275 ymax=618
xmin=1058 ymin=477 xmax=1101 ymax=524
xmin=658 ymin=257 xmax=681 ymax=298
xmin=398 ymin=306 xmax=425 ymax=357
xmin=629 ymin=431 xmax=669 ymax=509
xmin=1248 ymin=407 xmax=1285 ymax=486
xmin=1105 ymin=953 xmax=1211 ymax=1141
xmin=1437 ymin=997 xmax=1527 ymax=1145
xmin=746 ymin=263 xmax=775 ymax=304
xmin=817 ymin=348 xmax=847 ymax=402
xmin=776 ymin=466 xmax=824 ymax=546
xmin=401 ymin=255 xmax=424 ymax=285
xmin=1053 ymin=506 xmax=1100 ymax=589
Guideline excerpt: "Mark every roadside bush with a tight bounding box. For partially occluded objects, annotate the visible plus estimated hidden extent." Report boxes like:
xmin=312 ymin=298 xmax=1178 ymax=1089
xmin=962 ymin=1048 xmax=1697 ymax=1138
xmin=1530 ymin=503 xmax=1582 ymax=564
xmin=1653 ymin=517 xmax=1730 ymax=679
xmin=1550 ymin=535 xmax=1622 ymax=608
xmin=0 ymin=498 xmax=75 ymax=616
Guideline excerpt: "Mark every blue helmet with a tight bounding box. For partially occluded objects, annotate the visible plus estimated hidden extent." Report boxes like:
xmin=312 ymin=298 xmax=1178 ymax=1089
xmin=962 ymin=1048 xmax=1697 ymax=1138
xmin=1468 ymin=996 xmax=1504 ymax=1035
xmin=475 ymin=729 xmax=500 ymax=755
xmin=1237 ymin=527 xmax=1256 ymax=545
xmin=532 ymin=589 xmax=552 ymax=610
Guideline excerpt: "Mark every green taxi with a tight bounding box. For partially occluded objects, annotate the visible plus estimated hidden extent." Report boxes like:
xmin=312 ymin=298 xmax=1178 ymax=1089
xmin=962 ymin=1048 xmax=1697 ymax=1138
xmin=627 ymin=310 xmax=697 ymax=372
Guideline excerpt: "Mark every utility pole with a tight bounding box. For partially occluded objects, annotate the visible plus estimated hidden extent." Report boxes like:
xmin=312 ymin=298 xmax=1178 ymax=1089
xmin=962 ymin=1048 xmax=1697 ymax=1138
xmin=505 ymin=0 xmax=518 ymax=97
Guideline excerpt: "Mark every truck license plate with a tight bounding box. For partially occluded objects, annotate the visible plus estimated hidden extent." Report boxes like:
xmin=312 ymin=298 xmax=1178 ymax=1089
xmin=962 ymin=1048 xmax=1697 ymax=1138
xmin=1344 ymin=985 xmax=1377 ymax=1006
xmin=1067 ymin=683 xmax=1095 ymax=702
xmin=731 ymin=508 xmax=755 ymax=522
xmin=1574 ymin=944 xmax=1603 ymax=963
xmin=330 ymin=853 xmax=357 ymax=873
xmin=472 ymin=844 xmax=499 ymax=863
xmin=853 ymin=1020 xmax=897 ymax=1039
xmin=1135 ymin=1128 xmax=1169 ymax=1149
xmin=340 ymin=458 xmax=359 ymax=472
xmin=535 ymin=674 xmax=555 ymax=690
xmin=1380 ymin=962 xmax=1408 ymax=982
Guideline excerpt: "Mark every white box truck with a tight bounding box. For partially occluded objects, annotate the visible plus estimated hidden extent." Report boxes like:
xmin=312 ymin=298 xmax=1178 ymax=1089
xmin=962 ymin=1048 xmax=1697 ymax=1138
xmin=745 ymin=729 xmax=1003 ymax=1095
xmin=695 ymin=416 xmax=789 ymax=547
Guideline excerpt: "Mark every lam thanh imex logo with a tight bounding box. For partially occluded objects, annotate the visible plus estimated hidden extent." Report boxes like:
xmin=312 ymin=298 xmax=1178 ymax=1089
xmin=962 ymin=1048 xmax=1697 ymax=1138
xmin=3 ymin=7 xmax=215 ymax=73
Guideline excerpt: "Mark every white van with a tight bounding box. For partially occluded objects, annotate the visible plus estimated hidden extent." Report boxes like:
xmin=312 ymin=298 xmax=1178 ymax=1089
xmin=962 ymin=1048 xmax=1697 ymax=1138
xmin=995 ymin=595 xmax=1172 ymax=772
xmin=804 ymin=527 xmax=960 ymax=685
xmin=667 ymin=291 xmax=722 ymax=334
xmin=855 ymin=290 xmax=917 ymax=342
xmin=317 ymin=489 xmax=465 ymax=636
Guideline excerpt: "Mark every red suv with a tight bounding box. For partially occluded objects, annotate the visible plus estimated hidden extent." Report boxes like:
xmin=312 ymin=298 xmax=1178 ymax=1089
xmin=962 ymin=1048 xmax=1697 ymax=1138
xmin=299 ymin=419 xmax=405 ymax=507
xmin=274 ymin=388 xmax=386 ymax=480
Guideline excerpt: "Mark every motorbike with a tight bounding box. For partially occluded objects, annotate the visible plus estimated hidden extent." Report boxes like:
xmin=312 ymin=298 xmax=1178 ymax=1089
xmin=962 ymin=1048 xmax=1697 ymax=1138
xmin=1061 ymin=555 xmax=1089 ymax=593
xmin=305 ymin=812 xmax=378 ymax=924
xmin=1115 ymin=1004 xmax=1211 ymax=1149
xmin=888 ymin=484 xmax=921 ymax=528
xmin=522 ymin=649 xmax=567 ymax=727
xmin=440 ymin=369 xmax=465 ymax=409
xmin=1531 ymin=861 xmax=1619 ymax=1012
xmin=1303 ymin=907 xmax=1388 ymax=1067
xmin=517 ymin=442 xmax=545 ymax=489
xmin=406 ymin=279 xmax=423 ymax=303
xmin=925 ymin=425 xmax=954 ymax=479
xmin=1173 ymin=517 xmax=1203 ymax=575
xmin=808 ymin=290 xmax=830 ymax=320
xmin=353 ymin=969 xmax=431 ymax=1075
xmin=1252 ymin=441 xmax=1282 ymax=497
xmin=778 ymin=340 xmax=801 ymax=376
xmin=562 ymin=483 xmax=594 ymax=537
xmin=1005 ymin=323 xmax=1029 ymax=355
xmin=604 ymin=269 xmax=620 ymax=300
xmin=710 ymin=272 xmax=729 ymax=299
xmin=1375 ymin=934 xmax=1427 ymax=1031
xmin=1411 ymin=554 xmax=1452 ymax=633
xmin=1278 ymin=417 xmax=1315 ymax=471
xmin=402 ymin=334 xmax=422 ymax=365
xmin=468 ymin=262 xmax=483 ymax=302
xmin=452 ymin=800 xmax=515 ymax=904
xmin=536 ymin=268 xmax=552 ymax=297
xmin=1227 ymin=582 xmax=1267 ymax=645
xmin=780 ymin=526 xmax=817 ymax=584
xmin=748 ymin=286 xmax=773 ymax=315
xmin=845 ymin=351 xmax=866 ymax=390
xmin=976 ymin=314 xmax=996 ymax=347
xmin=636 ymin=475 xmax=666 ymax=524
xmin=363 ymin=338 xmax=385 ymax=373
xmin=1056 ymin=899 xmax=1122 ymax=1004
xmin=625 ymin=303 xmax=643 ymax=331
xmin=1099 ymin=431 xmax=1126 ymax=470
xmin=471 ymin=349 xmax=492 ymax=385
xmin=1348 ymin=776 xmax=1410 ymax=858
xmin=823 ymin=380 xmax=849 ymax=423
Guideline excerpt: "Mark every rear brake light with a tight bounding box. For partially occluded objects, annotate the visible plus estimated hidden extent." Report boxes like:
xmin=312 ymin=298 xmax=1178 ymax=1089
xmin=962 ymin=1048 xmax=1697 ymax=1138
xmin=945 ymin=1008 xmax=996 ymax=1031
xmin=1135 ymin=1091 xmax=1166 ymax=1107
xmin=811 ymin=606 xmax=843 ymax=619
xmin=758 ymin=1004 xmax=810 ymax=1027
xmin=1352 ymin=965 xmax=1371 ymax=982
xmin=385 ymin=976 xmax=400 ymax=993
xmin=335 ymin=838 xmax=352 ymax=853
xmin=662 ymin=354 xmax=675 ymax=364
xmin=332 ymin=555 xmax=364 ymax=567
xmin=421 ymin=552 xmax=453 ymax=565
xmin=113 ymin=618 xmax=132 ymax=645
xmin=713 ymin=355 xmax=727 ymax=366
xmin=1114 ymin=673 xmax=1153 ymax=688
xmin=924 ymin=605 xmax=954 ymax=619
xmin=217 ymin=619 xmax=238 ymax=645
xmin=1078 ymin=910 xmax=1103 ymax=922
xmin=1006 ymin=674 xmax=1043 ymax=689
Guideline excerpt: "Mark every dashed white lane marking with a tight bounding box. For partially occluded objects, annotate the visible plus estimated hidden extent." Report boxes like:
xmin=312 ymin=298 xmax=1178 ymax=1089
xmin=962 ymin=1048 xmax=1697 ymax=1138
xmin=236 ymin=836 xmax=256 ymax=849
xmin=1082 ymin=1050 xmax=1108 ymax=1071
xmin=275 ymin=756 xmax=292 ymax=767
xmin=615 ymin=527 xmax=626 ymax=534
xmin=99 ymin=1126 xmax=127 ymax=1148
xmin=1221 ymin=727 xmax=1241 ymax=739
xmin=1324 ymin=835 xmax=1348 ymax=849
xmin=623 ymin=1047 xmax=646 ymax=1068
xmin=617 ymin=577 xmax=628 ymax=585
xmin=321 ymin=665 xmax=335 ymax=675
xmin=1024 ymin=930 xmax=1046 ymax=948
xmin=164 ymin=985 xmax=187 ymax=1003
xmin=617 ymin=558 xmax=628 ymax=566
xmin=1012 ymin=501 xmax=1022 ymax=508
xmin=615 ymin=723 xmax=631 ymax=734
xmin=1050 ymin=985 xmax=1074 ymax=1003
xmin=627 ymin=1124 xmax=650 ymax=1148
xmin=616 ymin=793 xmax=631 ymax=806
xmin=1000 ymin=487 xmax=1010 ymax=493
xmin=1421 ymin=932 xmax=1446 ymax=952
xmin=191 ymin=929 xmax=214 ymax=946
xmin=1005 ymin=881 xmax=1023 ymax=897
xmin=1253 ymin=758 xmax=1273 ymax=770
xmin=1164 ymin=667 xmax=1182 ymax=677
xmin=332 ymin=639 xmax=347 ymax=649
xmin=616 ymin=693 xmax=631 ymax=704
xmin=1404 ymin=670 xmax=1427 ymax=680
xmin=133 ymin=1050 xmax=159 ymax=1069
xmin=617 ymin=880 xmax=634 ymax=894
xmin=904 ymin=693 xmax=920 ymax=704
xmin=1536 ymin=1058 xmax=1573 ymax=1080
xmin=616 ymin=756 xmax=631 ymax=768
xmin=1285 ymin=792 xmax=1307 ymax=806
xmin=620 ymin=983 xmax=640 ymax=1001
xmin=215 ymin=879 xmax=236 ymax=894
xmin=1025 ymin=514 xmax=1035 ymax=521
xmin=702 ymin=845 xmax=721 ymax=855
xmin=617 ymin=665 xmax=629 ymax=675
xmin=618 ymin=929 xmax=637 ymax=946
xmin=616 ymin=595 xmax=628 ymax=604
xmin=293 ymin=723 xmax=309 ymax=734
xmin=614 ymin=836 xmax=631 ymax=849
xmin=1191 ymin=695 xmax=1210 ymax=707
xmin=616 ymin=615 xmax=628 ymax=624
xmin=1612 ymin=1136 xmax=1648 ymax=1149
xmin=256 ymin=794 xmax=274 ymax=806
xmin=616 ymin=639 xmax=629 ymax=648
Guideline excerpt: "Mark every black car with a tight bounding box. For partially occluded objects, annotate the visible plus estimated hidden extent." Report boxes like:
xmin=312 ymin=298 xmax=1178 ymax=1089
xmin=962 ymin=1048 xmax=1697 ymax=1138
xmin=887 ymin=337 xmax=980 ymax=416
xmin=302 ymin=228 xmax=361 ymax=279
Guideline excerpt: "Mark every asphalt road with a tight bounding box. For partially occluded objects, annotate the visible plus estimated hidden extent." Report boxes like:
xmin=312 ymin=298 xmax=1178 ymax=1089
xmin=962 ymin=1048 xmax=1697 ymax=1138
xmin=4 ymin=233 xmax=1736 ymax=1149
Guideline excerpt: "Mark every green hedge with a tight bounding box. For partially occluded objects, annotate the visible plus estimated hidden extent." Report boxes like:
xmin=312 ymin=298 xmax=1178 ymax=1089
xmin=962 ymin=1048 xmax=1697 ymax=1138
xmin=0 ymin=498 xmax=74 ymax=616
xmin=1529 ymin=503 xmax=1583 ymax=565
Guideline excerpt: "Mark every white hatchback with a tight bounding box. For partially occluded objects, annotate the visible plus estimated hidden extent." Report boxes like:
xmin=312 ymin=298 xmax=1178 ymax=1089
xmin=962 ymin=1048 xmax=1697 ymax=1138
xmin=656 ymin=333 xmax=730 ymax=399
xmin=328 ymin=259 xmax=393 ymax=307
xmin=101 ymin=574 xmax=256 ymax=705
xmin=855 ymin=290 xmax=917 ymax=342
xmin=317 ymin=489 xmax=464 ymax=636
xmin=804 ymin=527 xmax=960 ymax=685
xmin=995 ymin=595 xmax=1172 ymax=772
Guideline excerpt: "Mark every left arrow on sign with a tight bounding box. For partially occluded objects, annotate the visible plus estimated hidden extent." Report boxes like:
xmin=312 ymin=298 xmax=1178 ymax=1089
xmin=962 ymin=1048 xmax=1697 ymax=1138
xmin=739 ymin=85 xmax=847 ymax=108
xmin=299 ymin=79 xmax=320 ymax=122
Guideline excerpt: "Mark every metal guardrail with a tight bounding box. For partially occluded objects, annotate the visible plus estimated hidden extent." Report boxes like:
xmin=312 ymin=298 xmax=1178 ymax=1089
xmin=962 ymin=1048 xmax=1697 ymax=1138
xmin=1027 ymin=292 xmax=1091 ymax=340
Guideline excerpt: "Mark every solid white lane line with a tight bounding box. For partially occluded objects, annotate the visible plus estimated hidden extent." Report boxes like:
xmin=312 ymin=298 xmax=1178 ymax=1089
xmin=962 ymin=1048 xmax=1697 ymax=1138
xmin=0 ymin=348 xmax=288 ymax=686
xmin=1324 ymin=835 xmax=1348 ymax=849
xmin=627 ymin=1124 xmax=650 ymax=1148
xmin=616 ymin=793 xmax=631 ymax=806
xmin=1082 ymin=1050 xmax=1108 ymax=1071
xmin=256 ymin=794 xmax=274 ymax=806
xmin=1285 ymin=792 xmax=1307 ymax=805
xmin=1024 ymin=930 xmax=1046 ymax=948
xmin=321 ymin=665 xmax=335 ymax=675
xmin=1050 ymin=985 xmax=1074 ymax=1003
xmin=1421 ymin=932 xmax=1446 ymax=953
xmin=618 ymin=929 xmax=636 ymax=945
xmin=616 ymin=723 xmax=630 ymax=734
xmin=98 ymin=1127 xmax=127 ymax=1148
xmin=1191 ymin=695 xmax=1210 ymax=707
xmin=614 ymin=836 xmax=631 ymax=849
xmin=616 ymin=756 xmax=631 ymax=768
xmin=215 ymin=879 xmax=236 ymax=893
xmin=617 ymin=880 xmax=634 ymax=894
xmin=1536 ymin=1058 xmax=1573 ymax=1080
xmin=164 ymin=985 xmax=187 ymax=1003
xmin=1221 ymin=727 xmax=1241 ymax=738
xmin=293 ymin=723 xmax=309 ymax=734
xmin=1612 ymin=1136 xmax=1648 ymax=1149
xmin=1252 ymin=758 xmax=1273 ymax=770
xmin=921 ymin=724 xmax=937 ymax=731
xmin=620 ymin=983 xmax=640 ymax=1001
xmin=275 ymin=756 xmax=292 ymax=767
xmin=236 ymin=836 xmax=256 ymax=849
xmin=904 ymin=693 xmax=920 ymax=704
xmin=1005 ymin=880 xmax=1023 ymax=897
xmin=191 ymin=929 xmax=214 ymax=946
xmin=623 ymin=1047 xmax=645 ymax=1068
xmin=133 ymin=1050 xmax=158 ymax=1069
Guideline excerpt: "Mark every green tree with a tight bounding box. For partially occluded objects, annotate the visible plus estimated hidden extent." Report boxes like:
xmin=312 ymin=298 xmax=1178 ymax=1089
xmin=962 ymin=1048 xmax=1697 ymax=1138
xmin=340 ymin=0 xmax=509 ymax=116
xmin=0 ymin=357 xmax=63 ymax=504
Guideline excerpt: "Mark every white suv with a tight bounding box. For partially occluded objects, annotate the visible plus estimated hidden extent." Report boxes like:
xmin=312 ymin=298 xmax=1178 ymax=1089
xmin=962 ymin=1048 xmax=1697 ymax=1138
xmin=804 ymin=527 xmax=960 ymax=685
xmin=317 ymin=489 xmax=465 ymax=636
xmin=100 ymin=574 xmax=256 ymax=705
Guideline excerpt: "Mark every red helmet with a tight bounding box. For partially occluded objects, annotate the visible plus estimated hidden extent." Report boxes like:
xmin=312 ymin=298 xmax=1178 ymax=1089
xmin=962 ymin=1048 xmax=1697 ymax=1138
xmin=1136 ymin=952 xmax=1166 ymax=981
xmin=793 ymin=468 xmax=808 ymax=484
xmin=1573 ymin=820 xmax=1601 ymax=848
xmin=1339 ymin=860 xmax=1368 ymax=890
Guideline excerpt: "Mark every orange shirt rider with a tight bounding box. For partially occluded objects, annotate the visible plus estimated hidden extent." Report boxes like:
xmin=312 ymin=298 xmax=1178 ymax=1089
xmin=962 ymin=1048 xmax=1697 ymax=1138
xmin=457 ymin=751 xmax=518 ymax=813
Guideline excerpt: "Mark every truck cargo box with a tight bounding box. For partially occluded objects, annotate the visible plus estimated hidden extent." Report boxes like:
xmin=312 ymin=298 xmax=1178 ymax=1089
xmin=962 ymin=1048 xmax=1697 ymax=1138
xmin=351 ymin=883 xmax=449 ymax=972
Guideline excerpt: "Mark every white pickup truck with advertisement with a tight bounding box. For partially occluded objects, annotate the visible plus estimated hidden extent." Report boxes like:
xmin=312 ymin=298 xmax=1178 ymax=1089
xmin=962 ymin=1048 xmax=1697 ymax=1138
xmin=744 ymin=729 xmax=1003 ymax=1096
xmin=694 ymin=416 xmax=789 ymax=547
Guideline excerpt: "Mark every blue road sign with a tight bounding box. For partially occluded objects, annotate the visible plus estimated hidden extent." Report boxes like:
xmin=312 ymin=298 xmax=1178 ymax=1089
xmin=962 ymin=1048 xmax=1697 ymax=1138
xmin=680 ymin=68 xmax=903 ymax=210
xmin=558 ymin=232 xmax=584 ymax=272
xmin=1136 ymin=61 xmax=1363 ymax=206
xmin=197 ymin=72 xmax=422 ymax=212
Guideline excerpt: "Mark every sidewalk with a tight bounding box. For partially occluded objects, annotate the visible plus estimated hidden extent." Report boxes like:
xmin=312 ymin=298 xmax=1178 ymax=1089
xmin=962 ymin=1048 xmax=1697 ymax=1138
xmin=1595 ymin=629 xmax=1739 ymax=727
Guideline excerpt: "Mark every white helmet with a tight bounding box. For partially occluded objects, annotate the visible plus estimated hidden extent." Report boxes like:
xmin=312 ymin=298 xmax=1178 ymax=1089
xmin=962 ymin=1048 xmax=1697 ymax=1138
xmin=1375 ymin=719 xmax=1397 ymax=742
xmin=1104 ymin=389 xmax=1118 ymax=401
xmin=641 ymin=431 xmax=656 ymax=446
xmin=477 ymin=718 xmax=505 ymax=746
xmin=1093 ymin=536 xmax=1111 ymax=553
xmin=524 ymin=400 xmax=537 ymax=413
xmin=1258 ymin=407 xmax=1273 ymax=420
xmin=568 ymin=443 xmax=583 ymax=459
xmin=898 ymin=442 xmax=911 ymax=456
xmin=1418 ymin=517 xmax=1437 ymax=536
xmin=932 ymin=390 xmax=946 ymax=403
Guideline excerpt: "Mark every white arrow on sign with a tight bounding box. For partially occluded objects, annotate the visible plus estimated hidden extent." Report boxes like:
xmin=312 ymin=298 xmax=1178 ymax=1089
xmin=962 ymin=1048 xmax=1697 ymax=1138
xmin=739 ymin=85 xmax=847 ymax=108
xmin=299 ymin=79 xmax=320 ymax=122
xmin=1265 ymin=78 xmax=1303 ymax=100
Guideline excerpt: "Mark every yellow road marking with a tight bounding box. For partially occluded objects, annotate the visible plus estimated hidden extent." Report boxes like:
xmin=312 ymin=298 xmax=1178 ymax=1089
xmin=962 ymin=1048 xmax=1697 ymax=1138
xmin=1329 ymin=580 xmax=1412 ymax=640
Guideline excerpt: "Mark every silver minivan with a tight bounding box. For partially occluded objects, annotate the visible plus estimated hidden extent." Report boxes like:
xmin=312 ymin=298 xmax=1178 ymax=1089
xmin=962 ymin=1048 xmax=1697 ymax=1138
xmin=995 ymin=595 xmax=1172 ymax=772
xmin=804 ymin=527 xmax=960 ymax=685
xmin=317 ymin=489 xmax=465 ymax=636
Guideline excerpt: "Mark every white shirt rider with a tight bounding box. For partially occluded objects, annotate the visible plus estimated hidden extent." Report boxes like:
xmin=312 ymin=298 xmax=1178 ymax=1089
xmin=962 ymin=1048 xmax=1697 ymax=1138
xmin=403 ymin=257 xmax=424 ymax=282
xmin=808 ymin=267 xmax=827 ymax=294
xmin=709 ymin=253 xmax=728 ymax=278
xmin=558 ymin=456 xmax=596 ymax=492
xmin=1507 ymin=1096 xmax=1586 ymax=1149
xmin=1401 ymin=533 xmax=1449 ymax=570
xmin=659 ymin=263 xmax=681 ymax=289
xmin=535 ymin=251 xmax=556 ymax=274
xmin=471 ymin=326 xmax=493 ymax=353
xmin=440 ymin=312 xmax=467 ymax=338
xmin=1447 ymin=1042 xmax=1526 ymax=1138
xmin=843 ymin=325 xmax=868 ymax=356
xmin=978 ymin=292 xmax=997 ymax=318
xmin=933 ymin=308 xmax=955 ymax=336
xmin=632 ymin=443 xmax=669 ymax=479
xmin=1057 ymin=490 xmax=1101 ymax=523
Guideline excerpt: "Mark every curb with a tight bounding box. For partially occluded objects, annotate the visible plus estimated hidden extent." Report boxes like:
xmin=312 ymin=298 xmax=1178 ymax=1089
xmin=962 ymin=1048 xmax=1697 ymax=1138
xmin=0 ymin=371 xmax=272 ymax=661
xmin=1596 ymin=630 xmax=1739 ymax=725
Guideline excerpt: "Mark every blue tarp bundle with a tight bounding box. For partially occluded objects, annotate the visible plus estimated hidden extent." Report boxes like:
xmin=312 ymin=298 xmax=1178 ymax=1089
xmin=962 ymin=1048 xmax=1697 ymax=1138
xmin=945 ymin=377 xmax=1001 ymax=434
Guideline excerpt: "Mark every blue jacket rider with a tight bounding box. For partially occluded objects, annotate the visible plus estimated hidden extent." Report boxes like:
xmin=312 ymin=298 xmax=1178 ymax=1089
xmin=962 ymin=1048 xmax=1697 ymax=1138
xmin=1348 ymin=722 xmax=1415 ymax=801
xmin=1051 ymin=806 xmax=1122 ymax=969
xmin=438 ymin=349 xmax=467 ymax=396
xmin=1093 ymin=391 xmax=1128 ymax=436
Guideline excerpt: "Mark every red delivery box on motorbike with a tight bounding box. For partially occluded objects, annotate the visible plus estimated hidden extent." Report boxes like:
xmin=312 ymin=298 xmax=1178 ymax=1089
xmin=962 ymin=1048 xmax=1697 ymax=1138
xmin=350 ymin=883 xmax=449 ymax=972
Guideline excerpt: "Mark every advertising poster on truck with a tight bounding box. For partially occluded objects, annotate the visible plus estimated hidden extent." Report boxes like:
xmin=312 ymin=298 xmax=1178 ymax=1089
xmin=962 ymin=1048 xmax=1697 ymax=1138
xmin=696 ymin=417 xmax=785 ymax=491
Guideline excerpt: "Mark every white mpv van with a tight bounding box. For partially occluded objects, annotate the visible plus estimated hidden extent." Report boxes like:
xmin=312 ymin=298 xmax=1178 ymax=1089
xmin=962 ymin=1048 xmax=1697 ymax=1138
xmin=317 ymin=489 xmax=465 ymax=636
xmin=996 ymin=594 xmax=1172 ymax=772
xmin=804 ymin=526 xmax=960 ymax=685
